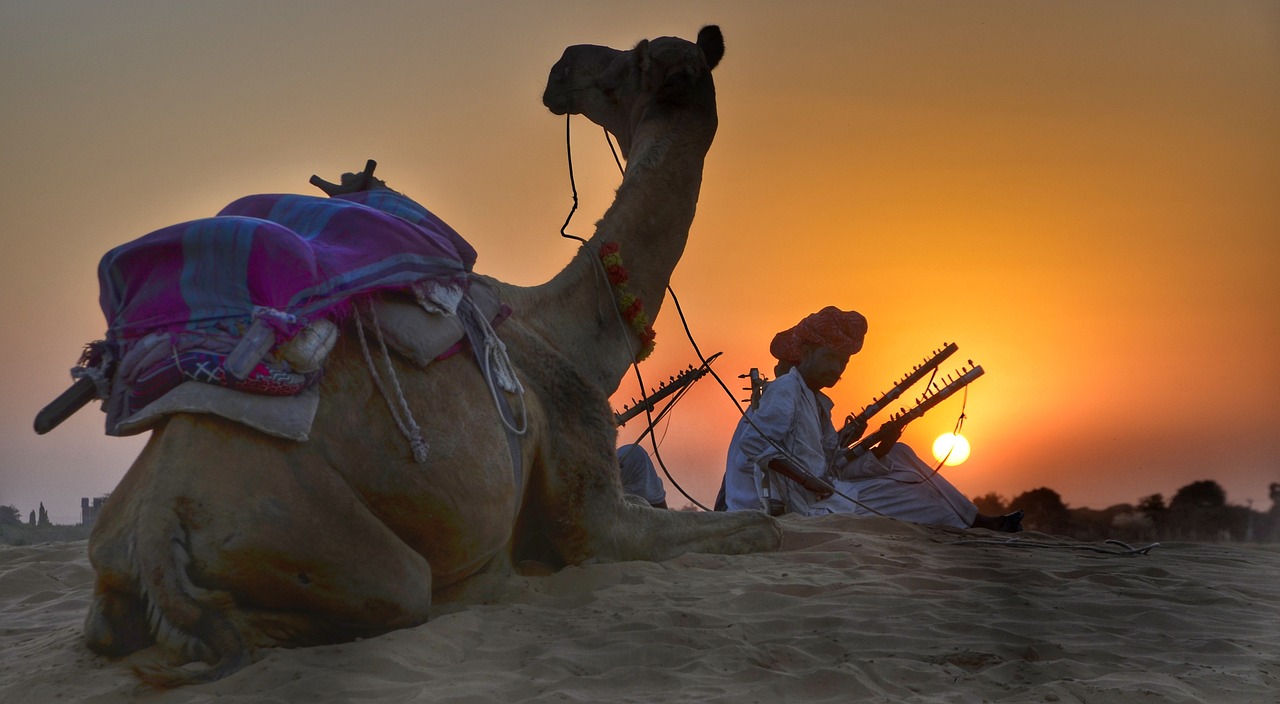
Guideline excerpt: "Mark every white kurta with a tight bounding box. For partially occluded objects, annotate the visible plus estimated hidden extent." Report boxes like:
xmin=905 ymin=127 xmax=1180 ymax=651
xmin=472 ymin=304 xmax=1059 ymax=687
xmin=723 ymin=368 xmax=838 ymax=515
xmin=723 ymin=368 xmax=979 ymax=528
xmin=824 ymin=445 xmax=978 ymax=528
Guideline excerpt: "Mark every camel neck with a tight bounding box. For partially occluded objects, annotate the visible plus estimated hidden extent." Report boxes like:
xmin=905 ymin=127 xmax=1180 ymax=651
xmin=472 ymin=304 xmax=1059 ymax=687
xmin=515 ymin=123 xmax=712 ymax=395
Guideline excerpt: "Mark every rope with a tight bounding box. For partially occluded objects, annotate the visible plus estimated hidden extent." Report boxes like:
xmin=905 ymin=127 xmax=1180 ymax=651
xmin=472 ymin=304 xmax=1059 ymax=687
xmin=557 ymin=114 xmax=587 ymax=246
xmin=354 ymin=300 xmax=429 ymax=463
xmin=71 ymin=363 xmax=111 ymax=400
xmin=950 ymin=537 xmax=1160 ymax=556
xmin=469 ymin=298 xmax=529 ymax=436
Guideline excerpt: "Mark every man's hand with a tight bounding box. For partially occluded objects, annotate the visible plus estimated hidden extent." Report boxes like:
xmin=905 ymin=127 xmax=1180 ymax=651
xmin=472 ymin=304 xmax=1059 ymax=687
xmin=871 ymin=422 xmax=904 ymax=459
xmin=807 ymin=479 xmax=835 ymax=501
xmin=768 ymin=457 xmax=835 ymax=500
xmin=837 ymin=417 xmax=867 ymax=447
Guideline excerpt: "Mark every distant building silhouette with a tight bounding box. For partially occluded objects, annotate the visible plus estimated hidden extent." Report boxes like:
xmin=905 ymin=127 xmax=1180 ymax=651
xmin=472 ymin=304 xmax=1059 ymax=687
xmin=82 ymin=496 xmax=106 ymax=528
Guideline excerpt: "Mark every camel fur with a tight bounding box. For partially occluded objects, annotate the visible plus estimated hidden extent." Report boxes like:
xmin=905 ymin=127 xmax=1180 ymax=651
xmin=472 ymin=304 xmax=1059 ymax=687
xmin=82 ymin=25 xmax=781 ymax=686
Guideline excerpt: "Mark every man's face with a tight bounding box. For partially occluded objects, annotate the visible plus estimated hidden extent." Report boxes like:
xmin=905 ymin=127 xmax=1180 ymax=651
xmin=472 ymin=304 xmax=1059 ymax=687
xmin=798 ymin=346 xmax=851 ymax=390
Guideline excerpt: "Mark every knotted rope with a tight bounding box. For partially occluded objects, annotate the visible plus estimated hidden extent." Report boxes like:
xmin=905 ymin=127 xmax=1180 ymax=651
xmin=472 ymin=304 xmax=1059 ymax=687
xmin=354 ymin=299 xmax=429 ymax=463
xmin=416 ymin=282 xmax=528 ymax=436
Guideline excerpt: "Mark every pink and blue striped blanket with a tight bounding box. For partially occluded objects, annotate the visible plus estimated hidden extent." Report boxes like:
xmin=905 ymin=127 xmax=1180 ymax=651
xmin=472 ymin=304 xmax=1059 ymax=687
xmin=96 ymin=190 xmax=478 ymax=429
xmin=100 ymin=190 xmax=475 ymax=344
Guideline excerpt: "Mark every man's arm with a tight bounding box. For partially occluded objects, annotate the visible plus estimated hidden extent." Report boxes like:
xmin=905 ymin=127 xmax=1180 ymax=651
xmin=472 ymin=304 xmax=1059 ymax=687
xmin=767 ymin=457 xmax=835 ymax=500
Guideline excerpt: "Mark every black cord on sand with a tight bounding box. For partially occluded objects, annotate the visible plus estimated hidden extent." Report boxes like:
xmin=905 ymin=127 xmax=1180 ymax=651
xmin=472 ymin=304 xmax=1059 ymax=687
xmin=950 ymin=537 xmax=1160 ymax=556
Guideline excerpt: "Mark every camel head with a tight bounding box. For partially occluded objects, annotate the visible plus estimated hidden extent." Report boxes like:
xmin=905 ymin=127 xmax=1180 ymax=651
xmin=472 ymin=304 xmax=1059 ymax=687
xmin=542 ymin=25 xmax=724 ymax=159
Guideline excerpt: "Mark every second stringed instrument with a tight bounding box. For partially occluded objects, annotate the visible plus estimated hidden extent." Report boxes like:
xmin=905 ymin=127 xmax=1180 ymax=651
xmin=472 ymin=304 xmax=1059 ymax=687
xmin=614 ymin=352 xmax=721 ymax=427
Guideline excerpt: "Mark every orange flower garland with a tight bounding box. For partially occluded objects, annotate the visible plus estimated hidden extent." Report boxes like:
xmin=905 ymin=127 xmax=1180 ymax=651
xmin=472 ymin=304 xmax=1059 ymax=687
xmin=599 ymin=242 xmax=656 ymax=361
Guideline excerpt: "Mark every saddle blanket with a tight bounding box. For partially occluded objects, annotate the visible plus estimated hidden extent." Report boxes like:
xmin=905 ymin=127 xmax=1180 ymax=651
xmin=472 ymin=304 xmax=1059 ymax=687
xmin=100 ymin=190 xmax=476 ymax=345
xmin=94 ymin=189 xmax=491 ymax=437
xmin=111 ymin=281 xmax=509 ymax=440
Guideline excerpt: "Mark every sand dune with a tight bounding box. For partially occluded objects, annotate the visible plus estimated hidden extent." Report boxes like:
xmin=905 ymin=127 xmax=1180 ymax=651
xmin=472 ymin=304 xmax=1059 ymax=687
xmin=2 ymin=515 xmax=1277 ymax=703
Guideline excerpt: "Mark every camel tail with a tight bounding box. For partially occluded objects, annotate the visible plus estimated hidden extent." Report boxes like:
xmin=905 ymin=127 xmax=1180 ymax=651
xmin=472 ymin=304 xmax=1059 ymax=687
xmin=128 ymin=517 xmax=253 ymax=687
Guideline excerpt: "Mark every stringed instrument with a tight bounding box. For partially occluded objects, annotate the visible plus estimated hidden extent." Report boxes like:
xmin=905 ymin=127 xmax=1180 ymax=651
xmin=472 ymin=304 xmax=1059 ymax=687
xmin=839 ymin=342 xmax=957 ymax=446
xmin=614 ymin=352 xmax=720 ymax=427
xmin=739 ymin=367 xmax=769 ymax=410
xmin=842 ymin=361 xmax=984 ymax=461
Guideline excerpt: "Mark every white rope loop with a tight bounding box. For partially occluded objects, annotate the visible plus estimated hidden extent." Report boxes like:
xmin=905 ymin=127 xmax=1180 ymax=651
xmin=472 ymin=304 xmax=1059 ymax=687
xmin=469 ymin=297 xmax=528 ymax=436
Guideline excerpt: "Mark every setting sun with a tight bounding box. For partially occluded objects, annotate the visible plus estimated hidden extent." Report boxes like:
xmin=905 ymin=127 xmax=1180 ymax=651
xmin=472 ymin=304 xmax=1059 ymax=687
xmin=932 ymin=433 xmax=971 ymax=466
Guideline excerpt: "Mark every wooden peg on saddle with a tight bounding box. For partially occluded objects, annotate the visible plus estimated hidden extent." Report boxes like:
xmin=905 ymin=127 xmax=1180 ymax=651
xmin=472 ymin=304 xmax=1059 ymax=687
xmin=309 ymin=159 xmax=383 ymax=196
xmin=34 ymin=376 xmax=97 ymax=435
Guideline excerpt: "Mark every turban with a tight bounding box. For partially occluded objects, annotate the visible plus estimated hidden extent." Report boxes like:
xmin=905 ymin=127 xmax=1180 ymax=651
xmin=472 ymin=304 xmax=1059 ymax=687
xmin=769 ymin=306 xmax=867 ymax=363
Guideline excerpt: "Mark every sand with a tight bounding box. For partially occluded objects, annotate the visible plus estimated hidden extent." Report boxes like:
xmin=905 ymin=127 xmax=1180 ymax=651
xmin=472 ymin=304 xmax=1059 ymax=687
xmin=2 ymin=515 xmax=1277 ymax=703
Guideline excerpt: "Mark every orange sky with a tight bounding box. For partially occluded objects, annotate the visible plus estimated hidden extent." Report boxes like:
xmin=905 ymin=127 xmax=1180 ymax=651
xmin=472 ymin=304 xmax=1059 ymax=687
xmin=2 ymin=2 xmax=1278 ymax=523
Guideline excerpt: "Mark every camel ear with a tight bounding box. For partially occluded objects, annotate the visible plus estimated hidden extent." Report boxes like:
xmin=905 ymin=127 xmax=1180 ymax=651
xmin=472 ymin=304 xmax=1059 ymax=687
xmin=697 ymin=25 xmax=724 ymax=70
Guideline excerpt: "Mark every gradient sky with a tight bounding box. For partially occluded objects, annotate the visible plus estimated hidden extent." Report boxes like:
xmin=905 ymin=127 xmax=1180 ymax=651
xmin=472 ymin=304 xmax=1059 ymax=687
xmin=2 ymin=1 xmax=1277 ymax=523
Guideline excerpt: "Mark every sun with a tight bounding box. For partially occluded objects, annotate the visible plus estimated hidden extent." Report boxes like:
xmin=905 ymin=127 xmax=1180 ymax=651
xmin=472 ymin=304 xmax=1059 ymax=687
xmin=932 ymin=433 xmax=971 ymax=466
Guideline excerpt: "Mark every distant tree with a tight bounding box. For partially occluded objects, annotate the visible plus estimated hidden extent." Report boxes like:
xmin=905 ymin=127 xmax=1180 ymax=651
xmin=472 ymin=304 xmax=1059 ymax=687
xmin=1171 ymin=480 xmax=1226 ymax=508
xmin=1011 ymin=487 xmax=1071 ymax=535
xmin=37 ymin=502 xmax=51 ymax=527
xmin=1169 ymin=480 xmax=1229 ymax=541
xmin=1269 ymin=484 xmax=1280 ymax=543
xmin=971 ymin=492 xmax=1007 ymax=516
xmin=1137 ymin=494 xmax=1169 ymax=538
xmin=1070 ymin=505 xmax=1133 ymax=542
xmin=0 ymin=505 xmax=20 ymax=526
xmin=1224 ymin=504 xmax=1257 ymax=542
xmin=29 ymin=510 xmax=36 ymax=526
xmin=1110 ymin=510 xmax=1155 ymax=542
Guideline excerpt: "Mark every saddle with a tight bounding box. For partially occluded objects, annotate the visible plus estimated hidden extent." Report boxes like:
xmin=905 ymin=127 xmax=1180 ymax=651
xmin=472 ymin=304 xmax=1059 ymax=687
xmin=114 ymin=279 xmax=507 ymax=440
xmin=52 ymin=183 xmax=507 ymax=440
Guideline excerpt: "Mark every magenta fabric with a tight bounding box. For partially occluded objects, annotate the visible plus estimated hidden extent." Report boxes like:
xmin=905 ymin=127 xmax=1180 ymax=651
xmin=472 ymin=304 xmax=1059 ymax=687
xmin=98 ymin=191 xmax=476 ymax=346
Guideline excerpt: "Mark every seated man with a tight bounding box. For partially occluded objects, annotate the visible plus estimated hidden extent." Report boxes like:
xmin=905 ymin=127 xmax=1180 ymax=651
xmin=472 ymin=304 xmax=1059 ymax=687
xmin=722 ymin=306 xmax=1021 ymax=532
xmin=617 ymin=444 xmax=668 ymax=508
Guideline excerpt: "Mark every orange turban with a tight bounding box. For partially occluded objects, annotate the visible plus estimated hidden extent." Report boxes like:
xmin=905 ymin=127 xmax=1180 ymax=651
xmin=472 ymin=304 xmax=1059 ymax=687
xmin=769 ymin=306 xmax=867 ymax=363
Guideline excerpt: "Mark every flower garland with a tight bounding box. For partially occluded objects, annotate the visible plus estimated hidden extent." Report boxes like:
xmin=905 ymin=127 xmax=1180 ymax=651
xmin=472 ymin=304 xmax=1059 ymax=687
xmin=598 ymin=241 xmax=656 ymax=361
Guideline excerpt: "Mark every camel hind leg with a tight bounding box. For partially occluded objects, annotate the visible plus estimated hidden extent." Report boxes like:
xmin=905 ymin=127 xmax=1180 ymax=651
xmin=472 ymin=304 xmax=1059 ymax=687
xmin=86 ymin=415 xmax=439 ymax=686
xmin=84 ymin=581 xmax=153 ymax=657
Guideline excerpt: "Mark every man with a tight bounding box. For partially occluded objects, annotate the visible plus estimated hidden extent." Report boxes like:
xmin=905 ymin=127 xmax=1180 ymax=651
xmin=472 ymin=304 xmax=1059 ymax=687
xmin=617 ymin=444 xmax=668 ymax=508
xmin=723 ymin=306 xmax=1021 ymax=532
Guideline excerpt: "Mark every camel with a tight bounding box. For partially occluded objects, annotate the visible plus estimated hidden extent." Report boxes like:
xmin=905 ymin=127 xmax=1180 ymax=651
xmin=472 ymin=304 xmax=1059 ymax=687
xmin=80 ymin=25 xmax=782 ymax=686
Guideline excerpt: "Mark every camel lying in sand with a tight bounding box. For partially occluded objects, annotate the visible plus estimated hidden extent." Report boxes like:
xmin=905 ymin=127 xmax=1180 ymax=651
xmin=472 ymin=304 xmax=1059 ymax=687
xmin=79 ymin=25 xmax=781 ymax=686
